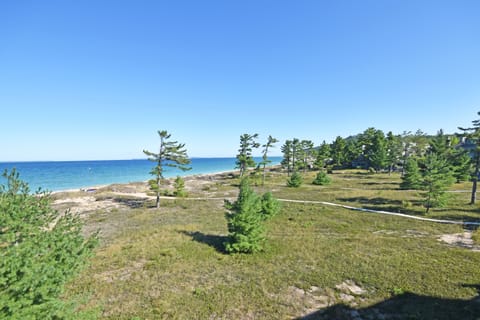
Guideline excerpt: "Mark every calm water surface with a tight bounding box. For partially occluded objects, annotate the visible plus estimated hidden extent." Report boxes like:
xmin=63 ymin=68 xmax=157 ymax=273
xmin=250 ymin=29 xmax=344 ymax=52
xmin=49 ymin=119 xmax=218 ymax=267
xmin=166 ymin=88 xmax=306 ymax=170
xmin=0 ymin=157 xmax=281 ymax=192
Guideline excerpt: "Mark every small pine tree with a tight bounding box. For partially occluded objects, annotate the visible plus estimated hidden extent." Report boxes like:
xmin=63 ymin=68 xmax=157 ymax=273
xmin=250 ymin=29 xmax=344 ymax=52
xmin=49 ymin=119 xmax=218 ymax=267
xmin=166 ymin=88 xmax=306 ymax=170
xmin=312 ymin=171 xmax=331 ymax=185
xmin=451 ymin=151 xmax=472 ymax=183
xmin=400 ymin=158 xmax=422 ymax=190
xmin=0 ymin=169 xmax=97 ymax=319
xmin=261 ymin=191 xmax=281 ymax=219
xmin=287 ymin=171 xmax=303 ymax=188
xmin=224 ymin=178 xmax=265 ymax=254
xmin=174 ymin=176 xmax=187 ymax=197
xmin=422 ymin=154 xmax=456 ymax=213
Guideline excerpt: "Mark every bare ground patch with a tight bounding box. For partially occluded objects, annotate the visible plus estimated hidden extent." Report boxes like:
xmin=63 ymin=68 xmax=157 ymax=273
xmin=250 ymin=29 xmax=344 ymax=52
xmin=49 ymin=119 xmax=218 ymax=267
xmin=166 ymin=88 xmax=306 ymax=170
xmin=438 ymin=231 xmax=480 ymax=252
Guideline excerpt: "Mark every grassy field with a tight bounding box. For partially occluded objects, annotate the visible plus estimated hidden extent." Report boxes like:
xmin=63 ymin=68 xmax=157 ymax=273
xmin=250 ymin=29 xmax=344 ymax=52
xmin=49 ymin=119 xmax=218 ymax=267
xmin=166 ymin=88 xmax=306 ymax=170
xmin=65 ymin=169 xmax=480 ymax=319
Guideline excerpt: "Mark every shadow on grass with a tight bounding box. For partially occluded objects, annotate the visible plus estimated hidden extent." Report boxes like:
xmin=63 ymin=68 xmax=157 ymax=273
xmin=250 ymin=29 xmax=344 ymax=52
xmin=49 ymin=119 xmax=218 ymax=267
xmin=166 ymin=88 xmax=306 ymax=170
xmin=362 ymin=181 xmax=399 ymax=189
xmin=427 ymin=208 xmax=480 ymax=225
xmin=337 ymin=196 xmax=424 ymax=216
xmin=297 ymin=285 xmax=480 ymax=320
xmin=112 ymin=197 xmax=154 ymax=209
xmin=179 ymin=231 xmax=228 ymax=254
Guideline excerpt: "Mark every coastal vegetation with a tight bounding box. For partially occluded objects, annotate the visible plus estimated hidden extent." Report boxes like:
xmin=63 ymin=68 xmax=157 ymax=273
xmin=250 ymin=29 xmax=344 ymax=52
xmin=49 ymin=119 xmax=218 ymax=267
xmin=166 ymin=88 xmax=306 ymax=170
xmin=61 ymin=168 xmax=480 ymax=319
xmin=4 ymin=112 xmax=480 ymax=318
xmin=143 ymin=130 xmax=191 ymax=209
xmin=0 ymin=170 xmax=97 ymax=319
xmin=235 ymin=133 xmax=260 ymax=177
xmin=312 ymin=170 xmax=331 ymax=185
xmin=260 ymin=135 xmax=279 ymax=186
xmin=224 ymin=178 xmax=281 ymax=254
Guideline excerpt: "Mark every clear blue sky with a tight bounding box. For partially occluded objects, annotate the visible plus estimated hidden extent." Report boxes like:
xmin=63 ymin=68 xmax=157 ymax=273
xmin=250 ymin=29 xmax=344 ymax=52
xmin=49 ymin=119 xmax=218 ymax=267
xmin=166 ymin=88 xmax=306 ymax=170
xmin=1 ymin=0 xmax=479 ymax=161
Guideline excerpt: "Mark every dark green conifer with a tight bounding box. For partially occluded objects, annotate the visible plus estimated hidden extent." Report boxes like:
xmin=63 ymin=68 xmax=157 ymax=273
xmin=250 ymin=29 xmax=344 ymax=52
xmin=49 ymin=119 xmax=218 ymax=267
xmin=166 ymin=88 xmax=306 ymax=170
xmin=400 ymin=158 xmax=422 ymax=190
xmin=225 ymin=178 xmax=265 ymax=253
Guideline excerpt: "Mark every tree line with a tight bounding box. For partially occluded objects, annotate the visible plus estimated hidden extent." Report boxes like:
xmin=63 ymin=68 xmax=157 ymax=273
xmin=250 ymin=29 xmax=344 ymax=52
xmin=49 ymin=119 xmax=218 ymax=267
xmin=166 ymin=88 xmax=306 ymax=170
xmin=143 ymin=111 xmax=480 ymax=252
xmin=278 ymin=112 xmax=480 ymax=210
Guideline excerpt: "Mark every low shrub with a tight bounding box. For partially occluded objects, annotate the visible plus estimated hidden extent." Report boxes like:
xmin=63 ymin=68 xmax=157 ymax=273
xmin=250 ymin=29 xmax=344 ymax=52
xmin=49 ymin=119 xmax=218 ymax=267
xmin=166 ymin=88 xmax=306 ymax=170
xmin=287 ymin=172 xmax=303 ymax=188
xmin=312 ymin=171 xmax=332 ymax=185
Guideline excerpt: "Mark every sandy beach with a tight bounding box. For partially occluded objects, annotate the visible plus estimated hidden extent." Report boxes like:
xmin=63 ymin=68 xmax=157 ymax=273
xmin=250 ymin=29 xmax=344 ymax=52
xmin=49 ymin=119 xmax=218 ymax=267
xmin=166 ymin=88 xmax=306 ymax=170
xmin=51 ymin=166 xmax=281 ymax=217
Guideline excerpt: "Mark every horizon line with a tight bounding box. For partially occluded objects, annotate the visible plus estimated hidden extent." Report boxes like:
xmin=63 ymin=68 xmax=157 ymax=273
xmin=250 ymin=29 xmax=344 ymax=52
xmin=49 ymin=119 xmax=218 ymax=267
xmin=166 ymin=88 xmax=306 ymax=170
xmin=0 ymin=155 xmax=284 ymax=163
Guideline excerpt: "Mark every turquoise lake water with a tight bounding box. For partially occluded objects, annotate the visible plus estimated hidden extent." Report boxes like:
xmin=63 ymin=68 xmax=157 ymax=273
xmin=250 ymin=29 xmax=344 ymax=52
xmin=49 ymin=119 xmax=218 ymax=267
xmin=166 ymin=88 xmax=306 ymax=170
xmin=0 ymin=157 xmax=282 ymax=192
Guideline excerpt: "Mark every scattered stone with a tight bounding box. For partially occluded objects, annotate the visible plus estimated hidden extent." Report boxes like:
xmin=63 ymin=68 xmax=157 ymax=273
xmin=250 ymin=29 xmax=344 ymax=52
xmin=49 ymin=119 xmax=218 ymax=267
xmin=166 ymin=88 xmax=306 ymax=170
xmin=309 ymin=285 xmax=321 ymax=293
xmin=339 ymin=293 xmax=355 ymax=303
xmin=282 ymin=285 xmax=335 ymax=318
xmin=336 ymin=280 xmax=367 ymax=296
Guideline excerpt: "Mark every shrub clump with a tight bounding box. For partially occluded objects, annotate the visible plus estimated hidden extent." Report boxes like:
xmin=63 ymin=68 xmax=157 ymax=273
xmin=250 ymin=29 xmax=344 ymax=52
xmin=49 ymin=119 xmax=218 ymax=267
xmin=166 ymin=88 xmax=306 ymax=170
xmin=287 ymin=172 xmax=303 ymax=188
xmin=312 ymin=171 xmax=331 ymax=185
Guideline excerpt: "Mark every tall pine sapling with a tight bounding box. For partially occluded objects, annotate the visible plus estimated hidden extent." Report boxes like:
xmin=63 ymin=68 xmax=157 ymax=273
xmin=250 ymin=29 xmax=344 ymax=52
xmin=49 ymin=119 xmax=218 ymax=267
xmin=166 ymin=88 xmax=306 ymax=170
xmin=451 ymin=150 xmax=472 ymax=183
xmin=259 ymin=135 xmax=278 ymax=186
xmin=144 ymin=130 xmax=191 ymax=208
xmin=331 ymin=136 xmax=347 ymax=168
xmin=314 ymin=141 xmax=331 ymax=169
xmin=236 ymin=133 xmax=260 ymax=177
xmin=300 ymin=140 xmax=314 ymax=173
xmin=400 ymin=158 xmax=422 ymax=190
xmin=421 ymin=154 xmax=455 ymax=213
xmin=459 ymin=111 xmax=480 ymax=204
xmin=386 ymin=131 xmax=402 ymax=174
xmin=281 ymin=140 xmax=293 ymax=176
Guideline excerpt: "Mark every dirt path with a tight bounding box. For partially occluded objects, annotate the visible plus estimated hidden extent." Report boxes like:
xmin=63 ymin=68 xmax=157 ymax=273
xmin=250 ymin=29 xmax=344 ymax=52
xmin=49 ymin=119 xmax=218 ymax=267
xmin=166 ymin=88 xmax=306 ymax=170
xmin=277 ymin=198 xmax=480 ymax=226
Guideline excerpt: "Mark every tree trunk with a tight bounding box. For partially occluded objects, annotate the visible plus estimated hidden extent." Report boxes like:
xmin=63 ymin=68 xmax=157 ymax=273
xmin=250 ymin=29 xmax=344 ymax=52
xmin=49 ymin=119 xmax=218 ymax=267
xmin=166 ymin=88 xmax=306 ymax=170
xmin=471 ymin=180 xmax=477 ymax=205
xmin=156 ymin=175 xmax=161 ymax=209
xmin=471 ymin=153 xmax=479 ymax=205
xmin=262 ymin=164 xmax=266 ymax=186
xmin=401 ymin=146 xmax=408 ymax=177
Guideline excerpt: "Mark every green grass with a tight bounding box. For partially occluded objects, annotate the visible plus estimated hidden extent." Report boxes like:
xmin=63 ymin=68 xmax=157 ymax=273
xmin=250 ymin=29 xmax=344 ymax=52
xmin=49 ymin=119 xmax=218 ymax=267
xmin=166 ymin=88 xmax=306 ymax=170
xmin=65 ymin=169 xmax=480 ymax=319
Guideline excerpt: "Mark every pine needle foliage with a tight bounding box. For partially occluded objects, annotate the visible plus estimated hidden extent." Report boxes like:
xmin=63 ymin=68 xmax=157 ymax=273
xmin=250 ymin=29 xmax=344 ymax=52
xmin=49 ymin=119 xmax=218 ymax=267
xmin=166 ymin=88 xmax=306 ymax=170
xmin=421 ymin=154 xmax=456 ymax=213
xmin=0 ymin=169 xmax=97 ymax=319
xmin=235 ymin=133 xmax=260 ymax=177
xmin=400 ymin=158 xmax=422 ymax=190
xmin=174 ymin=176 xmax=187 ymax=197
xmin=312 ymin=171 xmax=332 ymax=185
xmin=287 ymin=171 xmax=303 ymax=188
xmin=144 ymin=130 xmax=191 ymax=208
xmin=261 ymin=191 xmax=281 ymax=219
xmin=259 ymin=135 xmax=278 ymax=185
xmin=224 ymin=178 xmax=265 ymax=254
